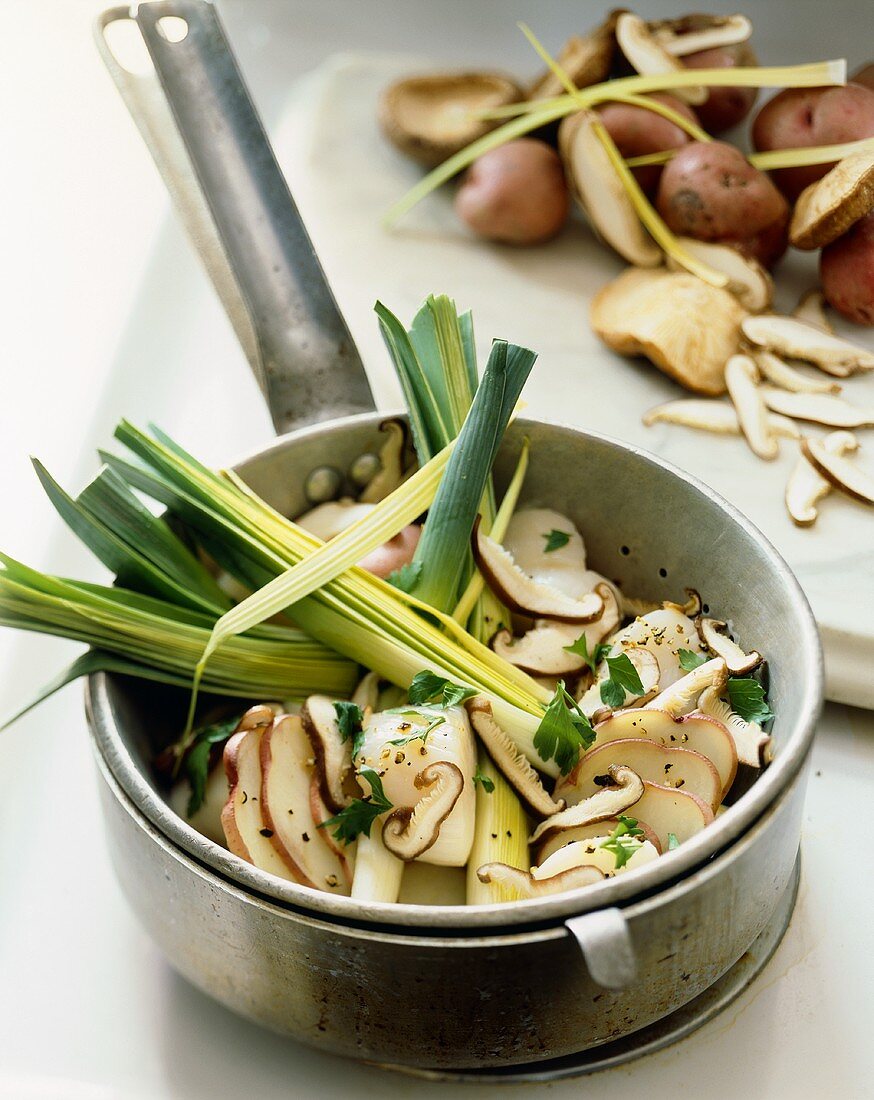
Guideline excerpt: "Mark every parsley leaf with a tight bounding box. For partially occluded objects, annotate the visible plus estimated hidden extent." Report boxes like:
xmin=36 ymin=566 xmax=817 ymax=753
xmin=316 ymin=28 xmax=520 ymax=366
xmin=386 ymin=560 xmax=422 ymax=593
xmin=333 ymin=700 xmax=365 ymax=758
xmin=473 ymin=767 xmax=495 ymax=793
xmin=542 ymin=529 xmax=571 ymax=553
xmin=563 ymin=632 xmax=611 ymax=676
xmin=319 ymin=767 xmax=393 ymax=845
xmin=387 ymin=714 xmax=446 ymax=747
xmin=599 ymin=653 xmax=645 ymax=709
xmin=183 ymin=714 xmax=241 ymax=817
xmin=667 ymin=832 xmax=680 ymax=851
xmin=534 ymin=681 xmax=595 ymax=775
xmin=599 ymin=814 xmax=645 ymax=870
xmin=408 ymin=670 xmax=477 ymax=708
xmin=728 ymin=677 xmax=774 ymax=725
xmin=678 ymin=648 xmax=706 ymax=672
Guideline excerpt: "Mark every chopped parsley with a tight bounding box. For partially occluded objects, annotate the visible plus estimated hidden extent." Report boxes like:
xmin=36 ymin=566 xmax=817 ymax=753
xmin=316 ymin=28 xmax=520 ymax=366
xmin=408 ymin=670 xmax=477 ymax=708
xmin=599 ymin=815 xmax=645 ymax=870
xmin=319 ymin=767 xmax=393 ymax=845
xmin=387 ymin=713 xmax=446 ymax=747
xmin=534 ymin=680 xmax=595 ymax=775
xmin=386 ymin=560 xmax=422 ymax=594
xmin=183 ymin=713 xmax=241 ymax=817
xmin=599 ymin=652 xmax=645 ymax=709
xmin=678 ymin=648 xmax=706 ymax=672
xmin=542 ymin=529 xmax=571 ymax=553
xmin=563 ymin=632 xmax=611 ymax=676
xmin=334 ymin=700 xmax=365 ymax=758
xmin=473 ymin=767 xmax=495 ymax=793
xmin=667 ymin=832 xmax=680 ymax=851
xmin=727 ymin=677 xmax=774 ymax=725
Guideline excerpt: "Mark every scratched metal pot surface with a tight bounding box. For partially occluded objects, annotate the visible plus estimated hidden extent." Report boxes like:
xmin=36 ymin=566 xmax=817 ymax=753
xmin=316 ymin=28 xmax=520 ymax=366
xmin=86 ymin=0 xmax=823 ymax=1074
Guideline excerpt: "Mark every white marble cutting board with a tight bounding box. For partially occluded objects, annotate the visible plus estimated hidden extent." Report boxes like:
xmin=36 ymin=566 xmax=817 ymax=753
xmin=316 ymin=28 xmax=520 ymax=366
xmin=274 ymin=52 xmax=874 ymax=708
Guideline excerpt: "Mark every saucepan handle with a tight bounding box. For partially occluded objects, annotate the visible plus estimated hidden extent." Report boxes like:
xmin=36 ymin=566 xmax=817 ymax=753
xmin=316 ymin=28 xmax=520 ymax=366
xmin=95 ymin=0 xmax=375 ymax=435
xmin=565 ymin=908 xmax=638 ymax=990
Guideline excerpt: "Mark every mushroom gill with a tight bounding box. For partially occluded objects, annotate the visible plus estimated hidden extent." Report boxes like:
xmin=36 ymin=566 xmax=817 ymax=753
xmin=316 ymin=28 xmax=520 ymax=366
xmin=467 ymin=696 xmax=565 ymax=816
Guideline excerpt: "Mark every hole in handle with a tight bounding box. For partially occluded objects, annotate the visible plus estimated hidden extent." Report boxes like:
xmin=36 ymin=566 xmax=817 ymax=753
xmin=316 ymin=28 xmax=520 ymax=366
xmin=98 ymin=12 xmax=155 ymax=76
xmin=156 ymin=15 xmax=189 ymax=42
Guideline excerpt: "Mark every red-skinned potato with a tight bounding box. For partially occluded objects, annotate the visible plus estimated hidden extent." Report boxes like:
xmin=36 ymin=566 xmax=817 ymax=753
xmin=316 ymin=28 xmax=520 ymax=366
xmin=751 ymin=84 xmax=874 ymax=200
xmin=656 ymin=140 xmax=789 ymax=266
xmin=454 ymin=138 xmax=570 ymax=245
xmin=597 ymin=93 xmax=698 ymax=194
xmin=357 ymin=523 xmax=421 ymax=579
xmin=681 ymin=43 xmax=758 ymax=133
xmin=820 ymin=213 xmax=874 ymax=325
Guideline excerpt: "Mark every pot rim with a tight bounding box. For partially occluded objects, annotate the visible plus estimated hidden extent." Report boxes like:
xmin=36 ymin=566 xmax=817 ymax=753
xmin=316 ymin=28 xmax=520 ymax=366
xmin=86 ymin=411 xmax=824 ymax=931
xmin=93 ymin=729 xmax=806 ymax=944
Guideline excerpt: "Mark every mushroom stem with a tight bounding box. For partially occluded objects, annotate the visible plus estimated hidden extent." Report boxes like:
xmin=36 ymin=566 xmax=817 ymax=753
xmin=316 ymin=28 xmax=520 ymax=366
xmin=476 ymin=861 xmax=605 ymax=898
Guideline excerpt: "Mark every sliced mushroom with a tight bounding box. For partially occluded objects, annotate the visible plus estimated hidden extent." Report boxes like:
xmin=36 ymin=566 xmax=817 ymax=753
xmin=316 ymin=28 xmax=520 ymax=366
xmin=378 ymin=72 xmax=523 ymax=167
xmin=754 ymin=350 xmax=841 ymax=395
xmin=649 ymin=13 xmax=753 ymax=56
xmin=790 ymin=148 xmax=874 ymax=250
xmin=530 ymin=763 xmax=645 ymax=845
xmin=570 ymin=738 xmax=723 ymax=811
xmin=472 ymin=520 xmax=605 ymax=623
xmin=741 ymin=314 xmax=874 ymax=377
xmin=502 ymin=508 xmax=588 ymax=596
xmin=591 ymin=269 xmax=746 ymax=396
xmin=467 ymin=696 xmax=564 ymax=816
xmin=663 ymin=588 xmax=702 ymax=618
xmin=534 ymin=834 xmax=660 ymax=881
xmin=359 ymin=419 xmax=407 ymax=504
xmin=801 ymin=438 xmax=874 ymax=506
xmin=725 ymin=354 xmax=778 ymax=460
xmin=476 ymin=861 xmax=605 ymax=898
xmin=535 ymin=816 xmax=663 ymax=855
xmin=607 ymin=607 xmax=706 ymax=691
xmin=300 ymin=695 xmax=354 ymax=813
xmin=698 ymin=686 xmax=771 ymax=769
xmin=559 ymin=109 xmax=662 ymax=267
xmin=647 ymin=657 xmax=729 ymax=717
xmin=577 ymin=646 xmax=660 ymax=716
xmin=792 ymin=289 xmax=834 ymax=335
xmin=494 ymin=583 xmax=620 ymax=678
xmin=528 ymin=13 xmax=619 ymax=100
xmin=296 ymin=499 xmax=374 ymax=541
xmin=642 ymin=398 xmax=801 ymax=438
xmin=582 ymin=708 xmax=737 ymax=797
xmin=696 ymin=619 xmax=762 ymax=675
xmin=382 ymin=762 xmax=465 ymax=861
xmin=785 ymin=430 xmax=860 ymax=527
xmin=666 ymin=238 xmax=773 ymax=312
xmin=760 ymin=389 xmax=874 ymax=429
xmin=548 ymin=767 xmax=714 ymax=853
xmin=616 ymin=13 xmax=707 ymax=104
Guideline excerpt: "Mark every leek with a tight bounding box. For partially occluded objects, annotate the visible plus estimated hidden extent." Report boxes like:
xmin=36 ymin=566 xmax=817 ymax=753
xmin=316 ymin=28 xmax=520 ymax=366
xmin=466 ymin=749 xmax=529 ymax=904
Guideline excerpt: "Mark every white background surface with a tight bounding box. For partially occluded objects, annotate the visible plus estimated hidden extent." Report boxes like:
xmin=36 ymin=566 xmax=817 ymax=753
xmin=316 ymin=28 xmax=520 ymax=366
xmin=0 ymin=2 xmax=872 ymax=1098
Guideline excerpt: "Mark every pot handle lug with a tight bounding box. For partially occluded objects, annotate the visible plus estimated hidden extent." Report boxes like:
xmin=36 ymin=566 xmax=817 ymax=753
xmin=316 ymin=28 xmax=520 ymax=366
xmin=565 ymin=908 xmax=638 ymax=990
xmin=95 ymin=0 xmax=375 ymax=435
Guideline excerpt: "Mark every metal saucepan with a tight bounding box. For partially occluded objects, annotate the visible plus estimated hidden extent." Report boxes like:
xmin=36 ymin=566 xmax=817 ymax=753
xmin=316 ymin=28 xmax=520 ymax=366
xmin=89 ymin=0 xmax=823 ymax=1074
